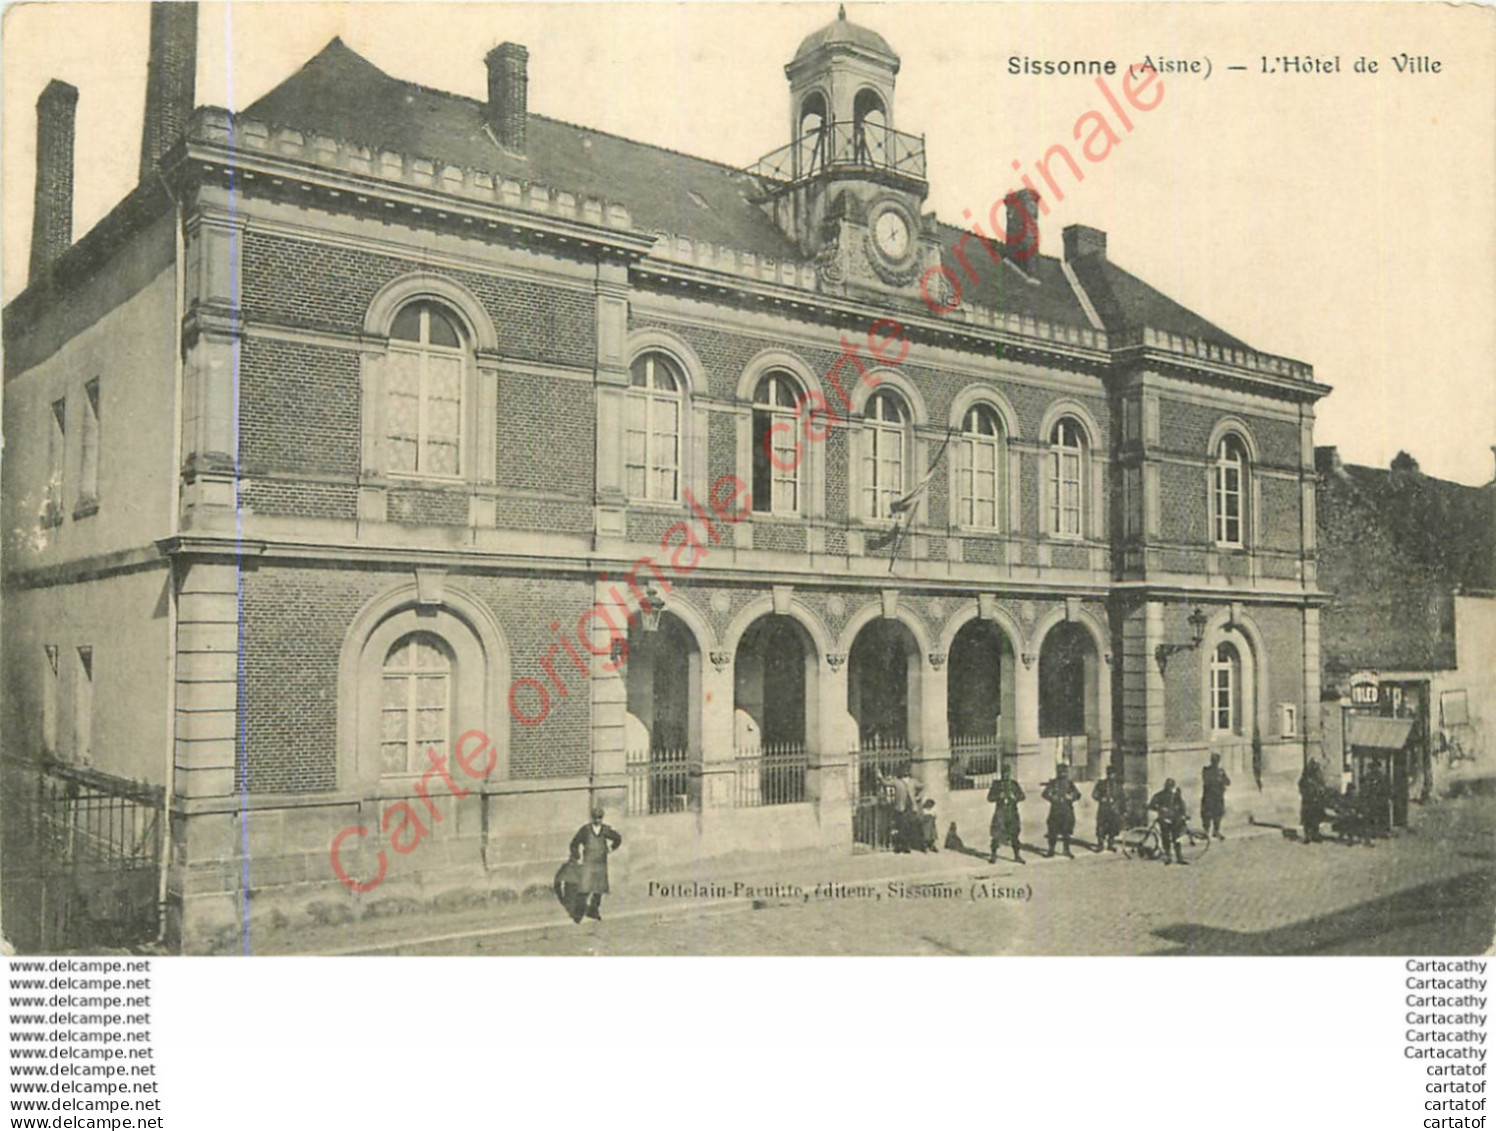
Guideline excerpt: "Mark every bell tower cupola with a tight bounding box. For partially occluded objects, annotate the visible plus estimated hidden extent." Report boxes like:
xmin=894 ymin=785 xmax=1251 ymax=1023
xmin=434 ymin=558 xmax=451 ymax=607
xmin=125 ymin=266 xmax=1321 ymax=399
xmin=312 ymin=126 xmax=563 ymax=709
xmin=748 ymin=7 xmax=934 ymax=297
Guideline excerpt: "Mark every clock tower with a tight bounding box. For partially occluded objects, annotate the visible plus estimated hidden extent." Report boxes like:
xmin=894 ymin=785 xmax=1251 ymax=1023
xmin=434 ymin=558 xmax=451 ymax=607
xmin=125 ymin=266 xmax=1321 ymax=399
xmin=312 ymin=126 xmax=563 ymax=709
xmin=747 ymin=7 xmax=938 ymax=299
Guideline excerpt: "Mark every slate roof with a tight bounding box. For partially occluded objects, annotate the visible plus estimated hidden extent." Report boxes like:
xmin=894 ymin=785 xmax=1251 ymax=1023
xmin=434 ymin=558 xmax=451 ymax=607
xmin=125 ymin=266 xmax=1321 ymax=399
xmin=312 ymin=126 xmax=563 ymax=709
xmin=240 ymin=37 xmax=1261 ymax=351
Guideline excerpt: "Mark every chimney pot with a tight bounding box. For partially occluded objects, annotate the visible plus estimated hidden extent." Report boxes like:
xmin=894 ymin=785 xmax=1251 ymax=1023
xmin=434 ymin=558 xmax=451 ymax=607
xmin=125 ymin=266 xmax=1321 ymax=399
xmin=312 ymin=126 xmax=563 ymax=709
xmin=485 ymin=42 xmax=529 ymax=154
xmin=30 ymin=79 xmax=79 ymax=284
xmin=1004 ymin=188 xmax=1042 ymax=264
xmin=140 ymin=2 xmax=198 ymax=179
xmin=1062 ymin=224 xmax=1106 ymax=262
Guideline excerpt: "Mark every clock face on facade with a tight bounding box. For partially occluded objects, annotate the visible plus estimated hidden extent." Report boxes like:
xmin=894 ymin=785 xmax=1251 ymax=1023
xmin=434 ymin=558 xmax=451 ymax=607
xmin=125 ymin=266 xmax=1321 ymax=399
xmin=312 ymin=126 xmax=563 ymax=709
xmin=863 ymin=199 xmax=921 ymax=286
xmin=874 ymin=209 xmax=910 ymax=259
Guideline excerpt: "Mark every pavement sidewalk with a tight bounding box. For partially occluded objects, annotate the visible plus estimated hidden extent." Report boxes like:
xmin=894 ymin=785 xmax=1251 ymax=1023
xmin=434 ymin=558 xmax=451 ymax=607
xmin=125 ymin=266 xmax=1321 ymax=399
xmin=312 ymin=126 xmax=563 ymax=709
xmin=287 ymin=818 xmax=1282 ymax=956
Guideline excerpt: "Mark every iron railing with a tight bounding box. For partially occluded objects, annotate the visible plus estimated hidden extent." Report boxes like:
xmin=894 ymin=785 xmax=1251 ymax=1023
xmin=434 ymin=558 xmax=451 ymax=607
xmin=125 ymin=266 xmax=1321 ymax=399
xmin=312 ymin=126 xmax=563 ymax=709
xmin=625 ymin=747 xmax=699 ymax=816
xmin=747 ymin=121 xmax=927 ymax=185
xmin=734 ymin=744 xmax=810 ymax=808
xmin=10 ymin=756 xmax=166 ymax=950
xmin=948 ymin=734 xmax=1004 ymax=791
xmin=850 ymin=737 xmax=917 ymax=853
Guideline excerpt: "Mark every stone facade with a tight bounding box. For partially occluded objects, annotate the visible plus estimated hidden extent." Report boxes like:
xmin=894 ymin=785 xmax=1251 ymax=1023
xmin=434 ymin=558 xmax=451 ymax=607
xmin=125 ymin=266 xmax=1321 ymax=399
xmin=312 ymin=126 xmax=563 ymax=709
xmin=0 ymin=8 xmax=1331 ymax=952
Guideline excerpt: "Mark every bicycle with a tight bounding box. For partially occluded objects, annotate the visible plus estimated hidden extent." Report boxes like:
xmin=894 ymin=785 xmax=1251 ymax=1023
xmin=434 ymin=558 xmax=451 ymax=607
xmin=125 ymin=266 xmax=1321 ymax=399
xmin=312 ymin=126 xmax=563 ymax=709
xmin=1119 ymin=817 xmax=1211 ymax=864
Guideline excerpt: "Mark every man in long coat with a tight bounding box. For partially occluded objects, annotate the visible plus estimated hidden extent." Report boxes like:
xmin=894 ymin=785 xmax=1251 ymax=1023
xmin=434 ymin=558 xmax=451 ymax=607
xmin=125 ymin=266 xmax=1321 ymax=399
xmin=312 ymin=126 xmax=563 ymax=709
xmin=1200 ymin=753 xmax=1231 ymax=839
xmin=1091 ymin=765 xmax=1125 ymax=852
xmin=1042 ymin=763 xmax=1081 ymax=858
xmin=987 ymin=762 xmax=1025 ymax=865
xmin=568 ymin=805 xmax=623 ymax=922
xmin=1298 ymin=759 xmax=1327 ymax=844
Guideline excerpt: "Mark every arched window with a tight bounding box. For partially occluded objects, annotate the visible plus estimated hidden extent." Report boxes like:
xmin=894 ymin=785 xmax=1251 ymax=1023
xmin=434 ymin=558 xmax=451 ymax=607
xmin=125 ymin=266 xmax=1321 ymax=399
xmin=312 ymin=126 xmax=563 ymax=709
xmin=386 ymin=301 xmax=465 ymax=478
xmin=1213 ymin=435 xmax=1248 ymax=546
xmin=752 ymin=371 xmax=802 ymax=515
xmin=861 ymin=391 xmax=909 ymax=520
xmin=380 ymin=632 xmax=452 ymax=776
xmin=1048 ymin=417 xmax=1087 ymax=537
xmin=956 ymin=404 xmax=1003 ymax=529
xmin=1210 ymin=642 xmax=1241 ymax=735
xmin=852 ymin=88 xmax=887 ymax=165
xmin=627 ymin=353 xmax=684 ymax=502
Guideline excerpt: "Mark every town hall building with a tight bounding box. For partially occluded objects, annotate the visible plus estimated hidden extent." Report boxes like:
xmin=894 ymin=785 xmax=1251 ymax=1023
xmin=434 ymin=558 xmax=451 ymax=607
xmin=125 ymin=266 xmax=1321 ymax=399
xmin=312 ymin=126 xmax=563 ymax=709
xmin=1 ymin=5 xmax=1330 ymax=952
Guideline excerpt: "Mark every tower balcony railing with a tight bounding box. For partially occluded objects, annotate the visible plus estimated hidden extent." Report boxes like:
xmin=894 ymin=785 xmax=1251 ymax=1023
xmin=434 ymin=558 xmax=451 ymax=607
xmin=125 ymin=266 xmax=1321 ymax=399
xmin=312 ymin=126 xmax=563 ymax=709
xmin=747 ymin=121 xmax=926 ymax=185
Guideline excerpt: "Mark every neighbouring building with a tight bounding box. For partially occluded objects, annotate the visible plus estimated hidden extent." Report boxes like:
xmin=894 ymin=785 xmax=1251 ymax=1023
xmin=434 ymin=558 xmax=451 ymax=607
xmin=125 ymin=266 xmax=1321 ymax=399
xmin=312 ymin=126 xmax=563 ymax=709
xmin=2 ymin=6 xmax=1331 ymax=953
xmin=1316 ymin=447 xmax=1496 ymax=822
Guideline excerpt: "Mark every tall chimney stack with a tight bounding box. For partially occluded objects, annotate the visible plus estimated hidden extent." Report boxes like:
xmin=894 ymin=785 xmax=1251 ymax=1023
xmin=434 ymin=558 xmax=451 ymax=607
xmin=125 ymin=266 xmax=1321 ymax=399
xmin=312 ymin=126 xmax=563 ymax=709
xmin=139 ymin=1 xmax=198 ymax=178
xmin=1004 ymin=188 xmax=1042 ymax=263
xmin=485 ymin=43 xmax=528 ymax=154
xmin=30 ymin=79 xmax=79 ymax=285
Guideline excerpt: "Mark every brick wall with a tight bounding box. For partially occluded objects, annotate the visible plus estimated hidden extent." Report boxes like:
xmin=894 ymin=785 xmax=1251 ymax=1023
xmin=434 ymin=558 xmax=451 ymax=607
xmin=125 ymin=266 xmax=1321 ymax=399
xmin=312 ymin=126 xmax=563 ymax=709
xmin=1157 ymin=399 xmax=1299 ymax=469
xmin=1257 ymin=476 xmax=1303 ymax=552
xmin=1159 ymin=462 xmax=1208 ymax=544
xmin=237 ymin=566 xmax=594 ymax=793
xmin=241 ymin=231 xmax=595 ymax=367
xmin=498 ymin=372 xmax=592 ymax=497
xmin=239 ymin=337 xmax=360 ymax=477
xmin=243 ymin=480 xmax=358 ymax=522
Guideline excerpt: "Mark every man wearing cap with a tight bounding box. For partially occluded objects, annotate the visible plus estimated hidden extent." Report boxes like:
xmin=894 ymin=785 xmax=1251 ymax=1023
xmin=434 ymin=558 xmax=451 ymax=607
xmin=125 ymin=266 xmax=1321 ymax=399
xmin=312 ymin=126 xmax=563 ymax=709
xmin=1041 ymin=763 xmax=1081 ymax=858
xmin=1200 ymin=752 xmax=1231 ymax=840
xmin=568 ymin=805 xmax=623 ymax=922
xmin=1148 ymin=778 xmax=1190 ymax=866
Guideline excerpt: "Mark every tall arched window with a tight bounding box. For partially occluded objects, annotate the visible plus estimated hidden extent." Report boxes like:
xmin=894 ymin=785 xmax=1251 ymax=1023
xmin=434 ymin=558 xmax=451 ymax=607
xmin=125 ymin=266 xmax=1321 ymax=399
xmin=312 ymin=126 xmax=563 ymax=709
xmin=752 ymin=371 xmax=802 ymax=515
xmin=387 ymin=301 xmax=465 ymax=478
xmin=852 ymin=88 xmax=887 ymax=165
xmin=1210 ymin=642 xmax=1241 ymax=735
xmin=861 ymin=391 xmax=909 ymax=520
xmin=380 ymin=632 xmax=452 ymax=776
xmin=1048 ymin=417 xmax=1086 ymax=537
xmin=1213 ymin=435 xmax=1248 ymax=547
xmin=627 ymin=353 xmax=684 ymax=502
xmin=956 ymin=404 xmax=1002 ymax=529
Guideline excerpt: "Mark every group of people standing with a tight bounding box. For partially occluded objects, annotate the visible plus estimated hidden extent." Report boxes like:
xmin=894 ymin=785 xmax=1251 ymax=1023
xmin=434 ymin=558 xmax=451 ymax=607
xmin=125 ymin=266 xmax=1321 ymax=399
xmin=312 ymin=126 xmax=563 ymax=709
xmin=1299 ymin=759 xmax=1389 ymax=846
xmin=987 ymin=753 xmax=1234 ymax=866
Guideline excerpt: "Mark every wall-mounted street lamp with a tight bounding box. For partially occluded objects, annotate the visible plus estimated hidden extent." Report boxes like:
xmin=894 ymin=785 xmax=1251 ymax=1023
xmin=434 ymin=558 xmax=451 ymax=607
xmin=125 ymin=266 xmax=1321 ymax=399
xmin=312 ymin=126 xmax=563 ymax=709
xmin=638 ymin=583 xmax=665 ymax=633
xmin=1155 ymin=607 xmax=1209 ymax=672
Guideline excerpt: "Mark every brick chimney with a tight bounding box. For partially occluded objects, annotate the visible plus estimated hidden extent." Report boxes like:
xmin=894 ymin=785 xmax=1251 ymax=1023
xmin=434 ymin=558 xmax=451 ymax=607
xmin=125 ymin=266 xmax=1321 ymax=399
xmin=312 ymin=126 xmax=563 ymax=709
xmin=1062 ymin=224 xmax=1107 ymax=262
xmin=485 ymin=43 xmax=528 ymax=154
xmin=1004 ymin=188 xmax=1041 ymax=262
xmin=139 ymin=1 xmax=198 ymax=179
xmin=29 ymin=79 xmax=79 ymax=285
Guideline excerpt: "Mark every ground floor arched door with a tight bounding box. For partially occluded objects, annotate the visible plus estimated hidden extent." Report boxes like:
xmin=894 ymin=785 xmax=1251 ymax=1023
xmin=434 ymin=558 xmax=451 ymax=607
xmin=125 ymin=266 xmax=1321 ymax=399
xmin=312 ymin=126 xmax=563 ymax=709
xmin=947 ymin=618 xmax=1015 ymax=790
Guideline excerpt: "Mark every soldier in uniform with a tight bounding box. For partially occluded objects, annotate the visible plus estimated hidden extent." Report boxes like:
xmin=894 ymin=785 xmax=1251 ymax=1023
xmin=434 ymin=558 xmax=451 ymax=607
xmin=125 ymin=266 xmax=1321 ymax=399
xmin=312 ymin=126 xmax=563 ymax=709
xmin=1042 ymin=763 xmax=1082 ymax=858
xmin=1298 ymin=759 xmax=1327 ymax=844
xmin=1361 ymin=760 xmax=1391 ymax=837
xmin=1200 ymin=752 xmax=1231 ymax=839
xmin=1091 ymin=764 xmax=1125 ymax=852
xmin=987 ymin=761 xmax=1026 ymax=865
xmin=567 ymin=805 xmax=623 ymax=922
xmin=1148 ymin=778 xmax=1190 ymax=866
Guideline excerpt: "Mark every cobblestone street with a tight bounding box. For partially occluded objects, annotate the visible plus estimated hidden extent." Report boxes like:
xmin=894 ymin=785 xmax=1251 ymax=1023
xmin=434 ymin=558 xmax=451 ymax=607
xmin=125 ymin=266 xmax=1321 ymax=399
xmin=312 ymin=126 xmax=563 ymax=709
xmin=398 ymin=789 xmax=1495 ymax=957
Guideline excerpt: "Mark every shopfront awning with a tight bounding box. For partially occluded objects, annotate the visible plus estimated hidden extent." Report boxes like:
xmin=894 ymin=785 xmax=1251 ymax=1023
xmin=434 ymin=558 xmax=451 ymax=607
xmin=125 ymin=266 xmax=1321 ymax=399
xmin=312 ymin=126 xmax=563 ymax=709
xmin=1345 ymin=715 xmax=1415 ymax=751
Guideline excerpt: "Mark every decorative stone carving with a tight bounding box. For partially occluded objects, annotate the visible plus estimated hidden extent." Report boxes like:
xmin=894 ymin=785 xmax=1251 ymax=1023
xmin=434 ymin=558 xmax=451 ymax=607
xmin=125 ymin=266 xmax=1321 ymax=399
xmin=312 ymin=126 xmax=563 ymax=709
xmin=709 ymin=650 xmax=732 ymax=672
xmin=826 ymin=652 xmax=847 ymax=671
xmin=928 ymin=652 xmax=947 ymax=670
